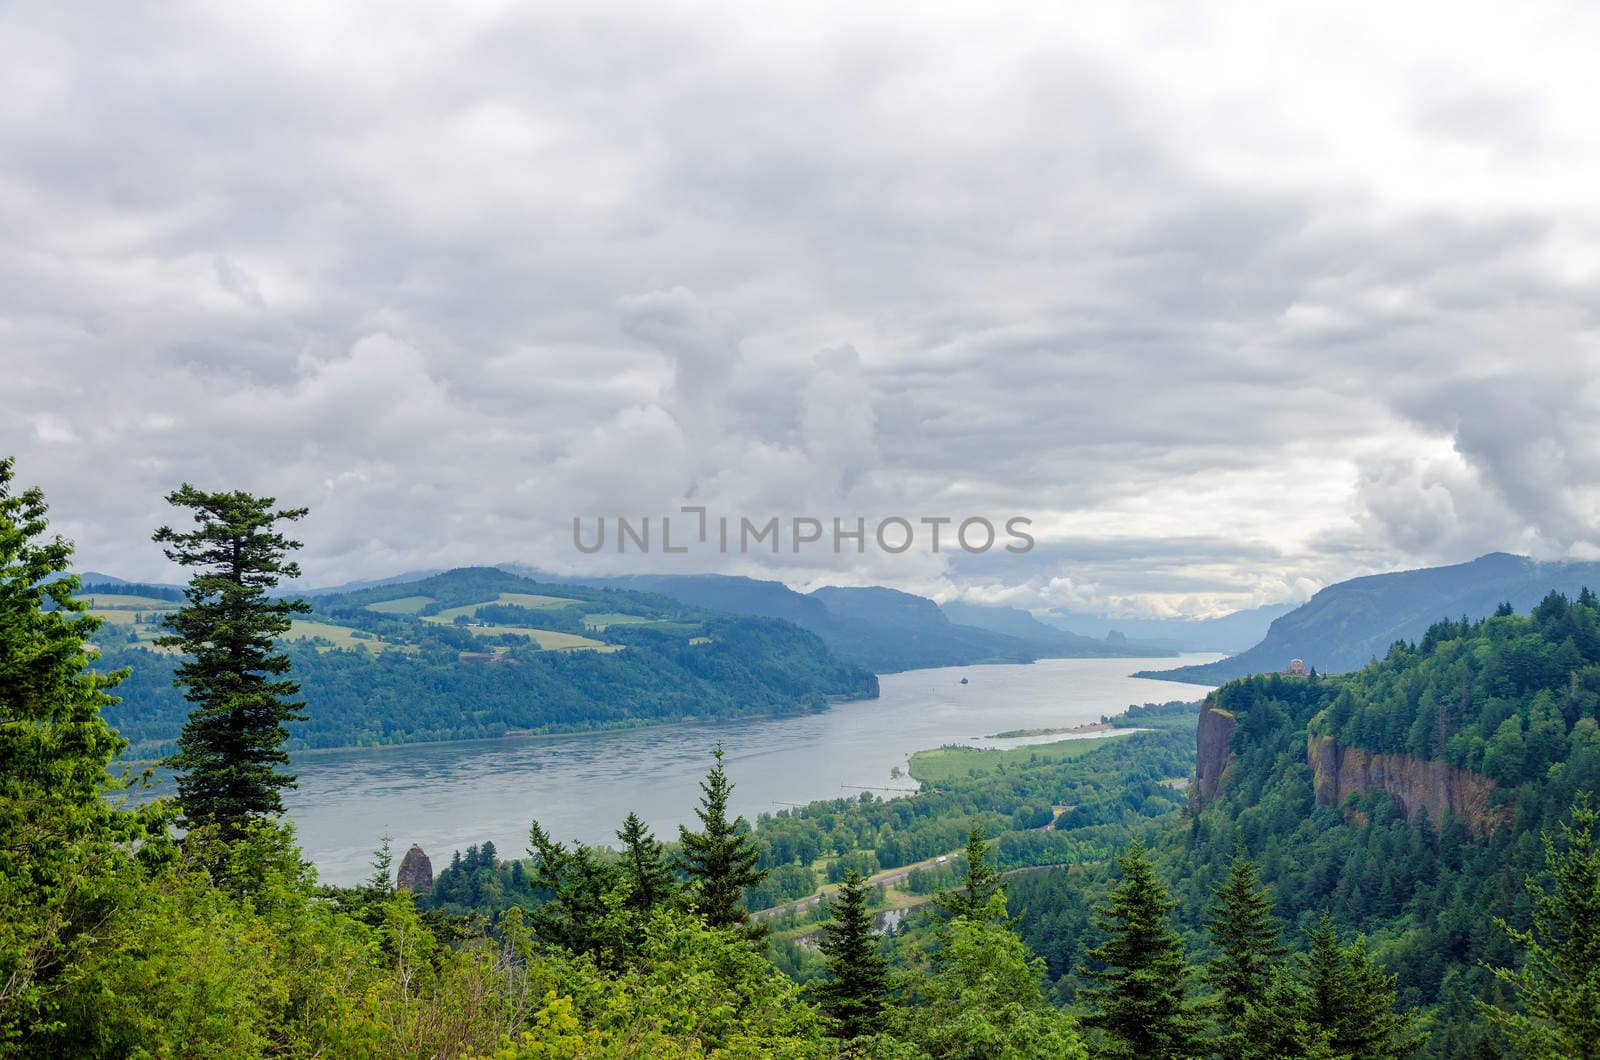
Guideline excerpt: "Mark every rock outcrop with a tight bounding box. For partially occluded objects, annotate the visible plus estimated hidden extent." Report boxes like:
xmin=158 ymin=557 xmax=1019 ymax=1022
xmin=1307 ymin=735 xmax=1510 ymax=837
xmin=1195 ymin=701 xmax=1236 ymax=801
xmin=397 ymin=844 xmax=433 ymax=893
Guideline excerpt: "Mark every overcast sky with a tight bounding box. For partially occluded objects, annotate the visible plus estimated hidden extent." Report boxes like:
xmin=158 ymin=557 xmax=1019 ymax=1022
xmin=3 ymin=1 xmax=1598 ymax=617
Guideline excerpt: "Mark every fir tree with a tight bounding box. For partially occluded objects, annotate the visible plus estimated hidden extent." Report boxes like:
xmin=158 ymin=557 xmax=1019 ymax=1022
xmin=933 ymin=825 xmax=1004 ymax=922
xmin=1079 ymin=839 xmax=1201 ymax=1059
xmin=1483 ymin=794 xmax=1600 ymax=1058
xmin=367 ymin=833 xmax=395 ymax=896
xmin=526 ymin=819 xmax=625 ymax=961
xmin=677 ymin=744 xmax=766 ymax=934
xmin=0 ymin=459 xmax=171 ymax=1044
xmin=1204 ymin=852 xmax=1287 ymax=1048
xmin=154 ymin=485 xmax=310 ymax=837
xmin=617 ymin=811 xmax=676 ymax=912
xmin=1234 ymin=968 xmax=1333 ymax=1060
xmin=816 ymin=869 xmax=892 ymax=1040
xmin=1299 ymin=914 xmax=1426 ymax=1059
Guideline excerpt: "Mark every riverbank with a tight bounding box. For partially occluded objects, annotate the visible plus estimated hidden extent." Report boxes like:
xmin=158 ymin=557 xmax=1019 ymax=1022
xmin=984 ymin=720 xmax=1113 ymax=738
xmin=117 ymin=688 xmax=882 ymax=766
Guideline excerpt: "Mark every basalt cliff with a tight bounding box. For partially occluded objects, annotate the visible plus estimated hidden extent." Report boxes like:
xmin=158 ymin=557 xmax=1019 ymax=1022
xmin=1306 ymin=734 xmax=1509 ymax=837
xmin=1194 ymin=697 xmax=1509 ymax=837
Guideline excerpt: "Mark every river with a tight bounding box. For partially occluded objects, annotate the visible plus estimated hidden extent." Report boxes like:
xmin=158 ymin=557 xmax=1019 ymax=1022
xmin=245 ymin=654 xmax=1220 ymax=884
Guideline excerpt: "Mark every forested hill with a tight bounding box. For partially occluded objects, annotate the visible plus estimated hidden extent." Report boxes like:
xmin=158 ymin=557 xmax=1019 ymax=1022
xmin=1140 ymin=551 xmax=1600 ymax=684
xmin=535 ymin=570 xmax=1165 ymax=671
xmin=1174 ymin=589 xmax=1600 ymax=1057
xmin=88 ymin=567 xmax=877 ymax=755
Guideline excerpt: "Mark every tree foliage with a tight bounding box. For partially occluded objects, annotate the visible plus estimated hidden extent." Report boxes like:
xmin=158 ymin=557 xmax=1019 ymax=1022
xmin=1204 ymin=852 xmax=1286 ymax=1050
xmin=817 ymin=869 xmax=892 ymax=1040
xmin=677 ymin=744 xmax=767 ymax=934
xmin=1079 ymin=839 xmax=1201 ymax=1059
xmin=154 ymin=485 xmax=311 ymax=836
xmin=0 ymin=458 xmax=172 ymax=1048
xmin=1483 ymin=793 xmax=1600 ymax=1058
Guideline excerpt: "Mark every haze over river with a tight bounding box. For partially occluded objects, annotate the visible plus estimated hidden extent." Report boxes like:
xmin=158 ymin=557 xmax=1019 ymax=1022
xmin=266 ymin=654 xmax=1220 ymax=884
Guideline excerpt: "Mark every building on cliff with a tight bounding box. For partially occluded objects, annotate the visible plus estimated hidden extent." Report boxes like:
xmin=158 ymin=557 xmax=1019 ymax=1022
xmin=1284 ymin=658 xmax=1309 ymax=676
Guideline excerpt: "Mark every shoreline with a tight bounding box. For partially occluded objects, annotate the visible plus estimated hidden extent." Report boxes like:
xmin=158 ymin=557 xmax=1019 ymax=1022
xmin=114 ymin=689 xmax=883 ymax=766
xmin=984 ymin=720 xmax=1114 ymax=739
xmin=115 ymin=652 xmax=1214 ymax=765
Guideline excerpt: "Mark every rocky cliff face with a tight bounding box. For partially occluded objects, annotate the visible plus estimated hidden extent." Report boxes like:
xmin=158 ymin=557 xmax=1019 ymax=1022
xmin=397 ymin=844 xmax=433 ymax=893
xmin=1307 ymin=735 xmax=1510 ymax=837
xmin=1195 ymin=701 xmax=1236 ymax=801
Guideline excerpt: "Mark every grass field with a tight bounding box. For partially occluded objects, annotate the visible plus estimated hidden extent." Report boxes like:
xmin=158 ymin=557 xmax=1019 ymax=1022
xmin=365 ymin=595 xmax=433 ymax=614
xmin=907 ymin=732 xmax=1136 ymax=785
xmin=581 ymin=612 xmax=653 ymax=629
xmin=81 ymin=594 xmax=177 ymax=631
xmin=466 ymin=626 xmax=621 ymax=652
xmin=87 ymin=609 xmax=148 ymax=626
xmin=496 ymin=593 xmax=577 ymax=609
xmin=78 ymin=594 xmax=179 ymax=611
xmin=425 ymin=593 xmax=580 ymax=624
xmin=283 ymin=620 xmax=399 ymax=652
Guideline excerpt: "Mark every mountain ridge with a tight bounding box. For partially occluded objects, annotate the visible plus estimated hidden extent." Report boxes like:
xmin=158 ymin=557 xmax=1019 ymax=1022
xmin=1140 ymin=551 xmax=1600 ymax=684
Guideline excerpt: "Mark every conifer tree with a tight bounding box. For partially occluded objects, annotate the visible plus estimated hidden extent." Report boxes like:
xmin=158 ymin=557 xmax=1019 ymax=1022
xmin=526 ymin=819 xmax=625 ymax=960
xmin=1205 ymin=852 xmax=1287 ymax=1048
xmin=1298 ymin=914 xmax=1425 ymax=1059
xmin=933 ymin=825 xmax=1005 ymax=922
xmin=617 ymin=811 xmax=676 ymax=912
xmin=1483 ymin=794 xmax=1600 ymax=1058
xmin=1079 ymin=839 xmax=1201 ymax=1059
xmin=1236 ymin=968 xmax=1330 ymax=1060
xmin=367 ymin=834 xmax=395 ymax=896
xmin=677 ymin=744 xmax=766 ymax=934
xmin=0 ymin=459 xmax=171 ymax=1043
xmin=817 ymin=869 xmax=892 ymax=1040
xmin=154 ymin=486 xmax=310 ymax=836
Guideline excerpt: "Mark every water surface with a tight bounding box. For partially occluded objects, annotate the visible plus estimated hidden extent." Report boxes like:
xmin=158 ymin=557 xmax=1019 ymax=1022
xmin=243 ymin=654 xmax=1220 ymax=883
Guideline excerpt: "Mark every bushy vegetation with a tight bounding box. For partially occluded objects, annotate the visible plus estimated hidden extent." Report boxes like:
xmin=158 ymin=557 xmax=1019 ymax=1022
xmin=1168 ymin=591 xmax=1600 ymax=1056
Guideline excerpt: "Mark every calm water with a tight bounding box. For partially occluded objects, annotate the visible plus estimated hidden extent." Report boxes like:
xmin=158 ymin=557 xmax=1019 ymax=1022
xmin=216 ymin=654 xmax=1218 ymax=884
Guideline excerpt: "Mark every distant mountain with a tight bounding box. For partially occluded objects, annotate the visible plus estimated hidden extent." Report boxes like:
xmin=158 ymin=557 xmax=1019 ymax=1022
xmin=806 ymin=585 xmax=1037 ymax=671
xmin=545 ymin=572 xmax=832 ymax=629
xmin=74 ymin=570 xmax=138 ymax=586
xmin=1042 ymin=601 xmax=1295 ymax=653
xmin=534 ymin=571 xmax=1163 ymax=672
xmin=1140 ymin=552 xmax=1600 ymax=685
xmin=939 ymin=600 xmax=1167 ymax=656
xmin=297 ymin=569 xmax=446 ymax=596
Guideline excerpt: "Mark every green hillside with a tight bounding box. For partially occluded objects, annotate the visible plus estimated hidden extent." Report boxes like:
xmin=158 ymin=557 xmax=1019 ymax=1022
xmin=95 ymin=567 xmax=878 ymax=754
xmin=1167 ymin=588 xmax=1600 ymax=1056
xmin=1142 ymin=551 xmax=1600 ymax=684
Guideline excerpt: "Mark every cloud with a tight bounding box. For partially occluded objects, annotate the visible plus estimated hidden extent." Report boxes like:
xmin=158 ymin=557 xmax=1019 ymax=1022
xmin=2 ymin=1 xmax=1599 ymax=613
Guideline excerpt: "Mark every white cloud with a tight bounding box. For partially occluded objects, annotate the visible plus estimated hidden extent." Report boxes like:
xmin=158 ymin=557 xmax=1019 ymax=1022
xmin=2 ymin=0 xmax=1598 ymax=612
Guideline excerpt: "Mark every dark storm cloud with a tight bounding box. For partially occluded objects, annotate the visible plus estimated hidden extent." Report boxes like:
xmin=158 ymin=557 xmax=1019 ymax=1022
xmin=2 ymin=1 xmax=1598 ymax=616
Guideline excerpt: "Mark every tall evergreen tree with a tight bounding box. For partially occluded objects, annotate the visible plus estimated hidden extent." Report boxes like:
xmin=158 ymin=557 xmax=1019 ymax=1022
xmin=817 ymin=869 xmax=892 ymax=1040
xmin=154 ymin=486 xmax=310 ymax=836
xmin=1079 ymin=839 xmax=1201 ymax=1059
xmin=1204 ymin=852 xmax=1287 ymax=1048
xmin=1297 ymin=914 xmax=1426 ymax=1059
xmin=617 ymin=811 xmax=676 ymax=913
xmin=1235 ymin=967 xmax=1330 ymax=1060
xmin=1484 ymin=794 xmax=1600 ymax=1058
xmin=526 ymin=818 xmax=626 ymax=961
xmin=933 ymin=825 xmax=1005 ymax=922
xmin=0 ymin=459 xmax=171 ymax=1044
xmin=677 ymin=744 xmax=766 ymax=934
